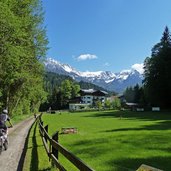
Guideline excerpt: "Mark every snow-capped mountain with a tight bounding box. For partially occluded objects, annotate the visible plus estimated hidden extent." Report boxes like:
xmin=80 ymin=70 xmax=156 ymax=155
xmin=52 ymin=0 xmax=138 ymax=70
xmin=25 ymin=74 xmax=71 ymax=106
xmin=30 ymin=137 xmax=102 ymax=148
xmin=44 ymin=58 xmax=143 ymax=93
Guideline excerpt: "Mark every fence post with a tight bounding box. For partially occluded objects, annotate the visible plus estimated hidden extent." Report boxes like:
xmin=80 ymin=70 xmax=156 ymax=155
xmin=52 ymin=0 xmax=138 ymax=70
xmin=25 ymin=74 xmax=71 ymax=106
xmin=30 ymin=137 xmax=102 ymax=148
xmin=39 ymin=114 xmax=43 ymax=126
xmin=52 ymin=131 xmax=59 ymax=166
xmin=41 ymin=121 xmax=43 ymax=126
xmin=44 ymin=125 xmax=48 ymax=143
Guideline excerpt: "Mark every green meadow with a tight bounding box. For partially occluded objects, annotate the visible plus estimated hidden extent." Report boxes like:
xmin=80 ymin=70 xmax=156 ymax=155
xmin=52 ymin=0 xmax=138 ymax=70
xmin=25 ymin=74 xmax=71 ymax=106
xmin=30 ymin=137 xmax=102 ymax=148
xmin=24 ymin=110 xmax=171 ymax=171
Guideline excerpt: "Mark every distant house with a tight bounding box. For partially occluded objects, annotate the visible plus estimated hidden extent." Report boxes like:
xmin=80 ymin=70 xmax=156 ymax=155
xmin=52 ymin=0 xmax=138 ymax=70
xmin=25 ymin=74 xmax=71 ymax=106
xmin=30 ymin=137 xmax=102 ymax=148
xmin=107 ymin=95 xmax=118 ymax=102
xmin=80 ymin=89 xmax=108 ymax=105
xmin=117 ymin=94 xmax=126 ymax=103
xmin=69 ymin=103 xmax=90 ymax=111
xmin=69 ymin=97 xmax=82 ymax=104
xmin=125 ymin=102 xmax=139 ymax=111
xmin=69 ymin=89 xmax=108 ymax=111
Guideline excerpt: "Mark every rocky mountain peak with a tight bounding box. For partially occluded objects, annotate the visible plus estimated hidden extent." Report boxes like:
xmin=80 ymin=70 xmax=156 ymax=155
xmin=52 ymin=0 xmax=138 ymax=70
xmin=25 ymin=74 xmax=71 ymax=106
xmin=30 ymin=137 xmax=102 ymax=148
xmin=44 ymin=58 xmax=143 ymax=93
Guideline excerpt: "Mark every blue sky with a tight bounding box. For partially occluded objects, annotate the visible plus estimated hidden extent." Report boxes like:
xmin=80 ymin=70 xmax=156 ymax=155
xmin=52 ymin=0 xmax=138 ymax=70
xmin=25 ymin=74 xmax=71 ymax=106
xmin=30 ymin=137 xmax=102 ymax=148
xmin=42 ymin=0 xmax=171 ymax=73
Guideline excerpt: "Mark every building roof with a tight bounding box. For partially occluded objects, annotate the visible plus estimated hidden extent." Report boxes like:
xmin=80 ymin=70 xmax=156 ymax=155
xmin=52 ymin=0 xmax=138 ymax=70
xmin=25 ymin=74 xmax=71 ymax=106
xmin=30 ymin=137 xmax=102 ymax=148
xmin=80 ymin=89 xmax=96 ymax=93
xmin=80 ymin=89 xmax=108 ymax=96
xmin=126 ymin=103 xmax=139 ymax=106
xmin=69 ymin=97 xmax=82 ymax=103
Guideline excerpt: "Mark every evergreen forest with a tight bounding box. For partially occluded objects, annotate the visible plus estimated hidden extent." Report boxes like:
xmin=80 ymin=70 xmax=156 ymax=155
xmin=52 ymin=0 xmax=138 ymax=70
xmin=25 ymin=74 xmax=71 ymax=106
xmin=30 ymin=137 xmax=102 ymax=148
xmin=124 ymin=26 xmax=171 ymax=109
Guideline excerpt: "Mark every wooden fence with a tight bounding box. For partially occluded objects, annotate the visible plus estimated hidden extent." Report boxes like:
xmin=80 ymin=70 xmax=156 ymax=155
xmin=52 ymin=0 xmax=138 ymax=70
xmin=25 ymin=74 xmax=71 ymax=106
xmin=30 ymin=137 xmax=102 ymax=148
xmin=37 ymin=114 xmax=94 ymax=171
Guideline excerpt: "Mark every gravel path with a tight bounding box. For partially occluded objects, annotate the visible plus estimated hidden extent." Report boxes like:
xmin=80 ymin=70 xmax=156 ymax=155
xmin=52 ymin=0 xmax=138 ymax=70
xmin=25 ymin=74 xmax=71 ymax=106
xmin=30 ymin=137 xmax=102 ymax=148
xmin=0 ymin=117 xmax=35 ymax=171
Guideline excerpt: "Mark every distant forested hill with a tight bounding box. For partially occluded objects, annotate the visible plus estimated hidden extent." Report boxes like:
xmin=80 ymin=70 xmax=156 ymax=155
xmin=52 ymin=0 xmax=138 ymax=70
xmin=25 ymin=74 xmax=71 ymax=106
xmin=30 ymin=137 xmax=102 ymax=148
xmin=40 ymin=72 xmax=115 ymax=111
xmin=44 ymin=72 xmax=114 ymax=94
xmin=44 ymin=72 xmax=73 ymax=89
xmin=79 ymin=81 xmax=111 ymax=93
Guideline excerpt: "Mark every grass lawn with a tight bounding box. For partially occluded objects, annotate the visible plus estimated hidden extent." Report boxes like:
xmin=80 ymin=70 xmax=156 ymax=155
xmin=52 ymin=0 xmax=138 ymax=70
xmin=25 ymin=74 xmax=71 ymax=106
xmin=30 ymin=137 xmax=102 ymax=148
xmin=24 ymin=110 xmax=171 ymax=171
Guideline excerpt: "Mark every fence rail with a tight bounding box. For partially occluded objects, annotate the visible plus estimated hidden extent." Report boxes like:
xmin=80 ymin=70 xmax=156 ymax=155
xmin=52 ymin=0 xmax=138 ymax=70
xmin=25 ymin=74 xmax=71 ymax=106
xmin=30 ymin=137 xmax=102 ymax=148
xmin=37 ymin=114 xmax=94 ymax=171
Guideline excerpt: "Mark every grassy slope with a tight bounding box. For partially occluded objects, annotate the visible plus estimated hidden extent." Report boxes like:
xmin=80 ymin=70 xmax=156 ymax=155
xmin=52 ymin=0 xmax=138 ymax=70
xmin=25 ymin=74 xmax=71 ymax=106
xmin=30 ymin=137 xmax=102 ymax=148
xmin=24 ymin=110 xmax=171 ymax=171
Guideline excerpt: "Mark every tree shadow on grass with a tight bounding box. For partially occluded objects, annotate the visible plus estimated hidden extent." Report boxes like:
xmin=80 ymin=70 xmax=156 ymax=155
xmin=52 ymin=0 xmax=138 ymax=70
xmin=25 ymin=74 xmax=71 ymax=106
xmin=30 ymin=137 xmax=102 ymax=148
xmin=29 ymin=121 xmax=52 ymax=171
xmin=17 ymin=119 xmax=35 ymax=171
xmin=30 ymin=121 xmax=39 ymax=171
xmin=69 ymin=137 xmax=110 ymax=158
xmin=72 ymin=145 xmax=106 ymax=159
xmin=72 ymin=137 xmax=109 ymax=146
xmin=104 ymin=120 xmax=171 ymax=133
xmin=27 ymin=144 xmax=43 ymax=150
xmin=84 ymin=110 xmax=171 ymax=121
xmin=147 ymin=147 xmax=171 ymax=153
xmin=107 ymin=156 xmax=171 ymax=171
xmin=17 ymin=120 xmax=45 ymax=171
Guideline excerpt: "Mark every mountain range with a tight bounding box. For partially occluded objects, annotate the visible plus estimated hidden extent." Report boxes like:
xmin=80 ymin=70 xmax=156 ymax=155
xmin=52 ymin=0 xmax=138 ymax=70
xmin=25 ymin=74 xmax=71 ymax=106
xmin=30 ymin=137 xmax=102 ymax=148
xmin=44 ymin=58 xmax=143 ymax=93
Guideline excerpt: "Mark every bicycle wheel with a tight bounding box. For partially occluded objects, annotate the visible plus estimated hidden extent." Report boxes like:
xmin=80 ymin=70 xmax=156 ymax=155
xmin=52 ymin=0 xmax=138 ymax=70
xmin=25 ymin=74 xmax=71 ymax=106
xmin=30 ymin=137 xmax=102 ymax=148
xmin=4 ymin=139 xmax=8 ymax=150
xmin=0 ymin=140 xmax=2 ymax=154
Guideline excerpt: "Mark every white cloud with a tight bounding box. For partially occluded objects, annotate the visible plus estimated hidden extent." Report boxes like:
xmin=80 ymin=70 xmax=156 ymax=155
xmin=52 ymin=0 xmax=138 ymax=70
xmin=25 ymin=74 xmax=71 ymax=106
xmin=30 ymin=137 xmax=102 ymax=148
xmin=131 ymin=63 xmax=144 ymax=74
xmin=104 ymin=62 xmax=110 ymax=67
xmin=76 ymin=54 xmax=98 ymax=61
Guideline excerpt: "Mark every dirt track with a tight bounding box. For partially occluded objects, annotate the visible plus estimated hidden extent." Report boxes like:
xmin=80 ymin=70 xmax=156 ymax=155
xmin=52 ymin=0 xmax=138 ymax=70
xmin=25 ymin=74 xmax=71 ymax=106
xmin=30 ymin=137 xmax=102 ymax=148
xmin=0 ymin=117 xmax=35 ymax=171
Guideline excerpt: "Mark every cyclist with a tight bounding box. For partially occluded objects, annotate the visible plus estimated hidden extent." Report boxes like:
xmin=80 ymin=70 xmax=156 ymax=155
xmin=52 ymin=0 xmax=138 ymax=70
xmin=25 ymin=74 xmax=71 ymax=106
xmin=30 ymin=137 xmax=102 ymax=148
xmin=0 ymin=109 xmax=13 ymax=135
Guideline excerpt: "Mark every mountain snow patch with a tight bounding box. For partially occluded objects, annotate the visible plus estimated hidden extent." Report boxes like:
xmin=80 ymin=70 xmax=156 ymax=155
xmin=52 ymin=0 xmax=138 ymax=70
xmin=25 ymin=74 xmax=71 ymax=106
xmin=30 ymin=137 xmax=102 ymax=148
xmin=45 ymin=58 xmax=143 ymax=92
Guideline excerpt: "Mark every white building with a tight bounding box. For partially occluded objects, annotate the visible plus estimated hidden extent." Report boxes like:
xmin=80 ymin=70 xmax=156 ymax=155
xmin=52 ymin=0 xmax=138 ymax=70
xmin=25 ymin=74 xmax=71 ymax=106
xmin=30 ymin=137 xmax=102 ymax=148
xmin=69 ymin=103 xmax=90 ymax=111
xmin=69 ymin=89 xmax=108 ymax=111
xmin=80 ymin=89 xmax=108 ymax=105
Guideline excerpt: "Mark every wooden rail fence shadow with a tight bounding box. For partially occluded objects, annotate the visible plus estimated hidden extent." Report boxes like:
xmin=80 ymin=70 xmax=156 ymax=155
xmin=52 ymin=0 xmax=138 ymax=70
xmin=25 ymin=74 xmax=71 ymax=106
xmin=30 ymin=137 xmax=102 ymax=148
xmin=37 ymin=114 xmax=94 ymax=171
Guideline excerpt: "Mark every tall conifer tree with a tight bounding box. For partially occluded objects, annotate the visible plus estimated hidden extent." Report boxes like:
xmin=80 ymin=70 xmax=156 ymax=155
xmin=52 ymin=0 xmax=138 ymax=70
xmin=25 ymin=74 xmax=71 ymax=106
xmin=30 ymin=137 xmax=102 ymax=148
xmin=143 ymin=26 xmax=171 ymax=108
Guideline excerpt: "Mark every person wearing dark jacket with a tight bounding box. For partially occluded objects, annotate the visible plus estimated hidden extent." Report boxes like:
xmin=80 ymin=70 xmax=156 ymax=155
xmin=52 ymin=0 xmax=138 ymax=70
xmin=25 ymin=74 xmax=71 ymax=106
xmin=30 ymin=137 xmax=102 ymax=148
xmin=0 ymin=109 xmax=13 ymax=133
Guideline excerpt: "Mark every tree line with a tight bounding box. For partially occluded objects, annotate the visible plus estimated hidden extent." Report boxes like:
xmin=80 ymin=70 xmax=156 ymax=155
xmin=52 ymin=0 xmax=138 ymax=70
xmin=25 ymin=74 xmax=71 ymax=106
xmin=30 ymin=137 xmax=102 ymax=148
xmin=124 ymin=84 xmax=145 ymax=105
xmin=40 ymin=72 xmax=116 ymax=111
xmin=40 ymin=72 xmax=84 ymax=110
xmin=0 ymin=0 xmax=48 ymax=116
xmin=124 ymin=26 xmax=171 ymax=109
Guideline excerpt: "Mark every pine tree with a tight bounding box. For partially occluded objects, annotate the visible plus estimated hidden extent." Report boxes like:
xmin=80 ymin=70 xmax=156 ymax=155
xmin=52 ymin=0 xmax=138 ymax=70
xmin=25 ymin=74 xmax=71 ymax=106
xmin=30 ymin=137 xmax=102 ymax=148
xmin=143 ymin=26 xmax=171 ymax=108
